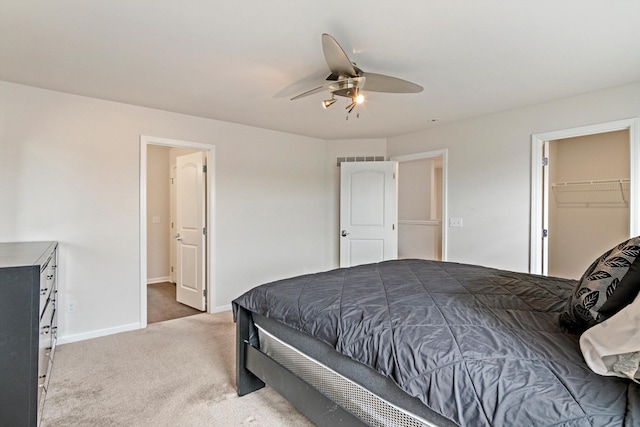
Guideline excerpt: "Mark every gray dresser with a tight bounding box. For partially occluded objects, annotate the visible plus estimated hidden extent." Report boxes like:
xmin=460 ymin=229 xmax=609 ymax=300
xmin=0 ymin=241 xmax=58 ymax=427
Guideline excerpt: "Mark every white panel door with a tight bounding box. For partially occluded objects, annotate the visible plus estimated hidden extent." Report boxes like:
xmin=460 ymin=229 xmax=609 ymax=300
xmin=340 ymin=161 xmax=397 ymax=267
xmin=175 ymin=151 xmax=206 ymax=310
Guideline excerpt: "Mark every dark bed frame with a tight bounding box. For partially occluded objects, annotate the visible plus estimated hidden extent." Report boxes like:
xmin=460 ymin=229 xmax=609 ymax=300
xmin=235 ymin=305 xmax=368 ymax=426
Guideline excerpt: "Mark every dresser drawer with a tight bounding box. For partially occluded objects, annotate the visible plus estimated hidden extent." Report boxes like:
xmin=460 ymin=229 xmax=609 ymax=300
xmin=39 ymin=258 xmax=56 ymax=317
xmin=38 ymin=300 xmax=55 ymax=376
xmin=37 ymin=299 xmax=56 ymax=405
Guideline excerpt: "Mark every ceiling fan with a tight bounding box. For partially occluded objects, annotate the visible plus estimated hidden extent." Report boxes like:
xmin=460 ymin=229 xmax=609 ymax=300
xmin=291 ymin=33 xmax=423 ymax=115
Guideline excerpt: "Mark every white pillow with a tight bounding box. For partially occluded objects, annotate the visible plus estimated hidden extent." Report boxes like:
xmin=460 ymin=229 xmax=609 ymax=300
xmin=579 ymin=292 xmax=640 ymax=383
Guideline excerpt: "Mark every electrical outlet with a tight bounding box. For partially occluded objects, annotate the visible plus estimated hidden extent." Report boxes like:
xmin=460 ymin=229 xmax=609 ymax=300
xmin=67 ymin=301 xmax=77 ymax=313
xmin=449 ymin=218 xmax=463 ymax=228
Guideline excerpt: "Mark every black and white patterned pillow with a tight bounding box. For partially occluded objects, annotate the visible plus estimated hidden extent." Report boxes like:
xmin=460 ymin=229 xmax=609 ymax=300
xmin=560 ymin=236 xmax=640 ymax=333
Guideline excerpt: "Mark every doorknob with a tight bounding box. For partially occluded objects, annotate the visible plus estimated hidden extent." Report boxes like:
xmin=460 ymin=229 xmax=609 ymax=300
xmin=174 ymin=233 xmax=182 ymax=241
xmin=341 ymin=230 xmax=350 ymax=237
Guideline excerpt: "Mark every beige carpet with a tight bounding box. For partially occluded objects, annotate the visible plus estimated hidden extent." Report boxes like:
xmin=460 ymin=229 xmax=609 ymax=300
xmin=41 ymin=312 xmax=314 ymax=426
xmin=147 ymin=282 xmax=201 ymax=324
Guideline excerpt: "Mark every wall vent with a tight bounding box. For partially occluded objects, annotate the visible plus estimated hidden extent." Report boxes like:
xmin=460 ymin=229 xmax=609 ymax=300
xmin=337 ymin=156 xmax=385 ymax=167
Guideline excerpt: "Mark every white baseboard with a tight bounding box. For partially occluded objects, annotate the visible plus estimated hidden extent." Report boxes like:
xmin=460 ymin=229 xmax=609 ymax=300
xmin=57 ymin=322 xmax=141 ymax=345
xmin=211 ymin=304 xmax=231 ymax=314
xmin=147 ymin=276 xmax=172 ymax=285
xmin=58 ymin=306 xmax=232 ymax=344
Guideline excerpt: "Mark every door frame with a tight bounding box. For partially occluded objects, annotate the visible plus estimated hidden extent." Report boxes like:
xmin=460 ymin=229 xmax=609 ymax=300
xmin=391 ymin=149 xmax=449 ymax=261
xmin=140 ymin=135 xmax=216 ymax=328
xmin=530 ymin=117 xmax=640 ymax=274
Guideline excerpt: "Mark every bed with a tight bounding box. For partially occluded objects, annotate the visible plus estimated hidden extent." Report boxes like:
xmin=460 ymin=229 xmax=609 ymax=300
xmin=233 ymin=253 xmax=640 ymax=426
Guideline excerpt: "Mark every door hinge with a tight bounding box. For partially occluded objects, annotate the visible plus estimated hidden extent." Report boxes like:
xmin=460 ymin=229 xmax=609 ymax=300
xmin=203 ymin=289 xmax=207 ymax=297
xmin=393 ymin=172 xmax=396 ymax=179
xmin=392 ymin=224 xmax=395 ymax=230
xmin=171 ymin=266 xmax=174 ymax=273
xmin=203 ymin=227 xmax=207 ymax=235
xmin=542 ymin=157 xmax=549 ymax=166
xmin=203 ymin=165 xmax=207 ymax=173
xmin=542 ymin=229 xmax=548 ymax=238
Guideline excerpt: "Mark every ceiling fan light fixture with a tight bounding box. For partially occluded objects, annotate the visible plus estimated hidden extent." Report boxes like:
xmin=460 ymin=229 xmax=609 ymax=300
xmin=322 ymin=97 xmax=337 ymax=109
xmin=291 ymin=33 xmax=423 ymax=119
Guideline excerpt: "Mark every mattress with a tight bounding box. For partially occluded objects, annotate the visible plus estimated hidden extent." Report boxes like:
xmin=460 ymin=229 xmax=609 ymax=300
xmin=233 ymin=259 xmax=640 ymax=426
xmin=254 ymin=313 xmax=455 ymax=427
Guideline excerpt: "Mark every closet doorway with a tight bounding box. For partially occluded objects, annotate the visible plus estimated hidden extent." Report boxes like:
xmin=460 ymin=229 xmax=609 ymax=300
xmin=547 ymin=130 xmax=630 ymax=279
xmin=530 ymin=118 xmax=640 ymax=276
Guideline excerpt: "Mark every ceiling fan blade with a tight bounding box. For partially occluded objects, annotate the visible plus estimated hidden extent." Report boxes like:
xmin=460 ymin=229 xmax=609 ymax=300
xmin=290 ymin=85 xmax=326 ymax=100
xmin=361 ymin=72 xmax=423 ymax=93
xmin=322 ymin=33 xmax=358 ymax=79
xmin=275 ymin=70 xmax=332 ymax=99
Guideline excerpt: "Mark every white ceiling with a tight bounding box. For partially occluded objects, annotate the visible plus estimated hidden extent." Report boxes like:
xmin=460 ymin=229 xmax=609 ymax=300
xmin=2 ymin=1 xmax=640 ymax=140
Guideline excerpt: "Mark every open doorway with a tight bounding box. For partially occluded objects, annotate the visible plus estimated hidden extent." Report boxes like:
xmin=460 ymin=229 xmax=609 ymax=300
xmin=146 ymin=146 xmax=206 ymax=323
xmin=392 ymin=149 xmax=448 ymax=261
xmin=140 ymin=136 xmax=215 ymax=328
xmin=530 ymin=118 xmax=640 ymax=275
xmin=547 ymin=130 xmax=630 ymax=279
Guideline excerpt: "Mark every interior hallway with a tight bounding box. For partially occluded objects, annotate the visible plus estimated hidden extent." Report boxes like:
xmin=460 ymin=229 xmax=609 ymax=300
xmin=147 ymin=282 xmax=201 ymax=324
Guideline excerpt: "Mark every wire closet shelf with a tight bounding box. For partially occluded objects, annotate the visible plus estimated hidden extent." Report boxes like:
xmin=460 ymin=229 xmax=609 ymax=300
xmin=551 ymin=178 xmax=630 ymax=207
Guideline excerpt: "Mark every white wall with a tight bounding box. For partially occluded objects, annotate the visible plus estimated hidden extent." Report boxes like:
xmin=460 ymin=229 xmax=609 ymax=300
xmin=0 ymin=81 xmax=330 ymax=342
xmin=398 ymin=159 xmax=433 ymax=221
xmin=146 ymin=145 xmax=171 ymax=282
xmin=387 ymin=82 xmax=640 ymax=272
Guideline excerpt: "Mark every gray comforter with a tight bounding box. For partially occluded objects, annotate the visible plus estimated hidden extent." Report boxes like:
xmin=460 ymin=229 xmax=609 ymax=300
xmin=233 ymin=259 xmax=640 ymax=426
